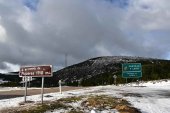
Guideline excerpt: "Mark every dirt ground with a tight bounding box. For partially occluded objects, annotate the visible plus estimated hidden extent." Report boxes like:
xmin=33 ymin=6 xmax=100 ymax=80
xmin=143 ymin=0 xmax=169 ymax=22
xmin=0 ymin=86 xmax=83 ymax=100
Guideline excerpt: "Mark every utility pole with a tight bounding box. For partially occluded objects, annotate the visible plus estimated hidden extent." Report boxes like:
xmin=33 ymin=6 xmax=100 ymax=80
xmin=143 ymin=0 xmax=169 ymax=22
xmin=65 ymin=53 xmax=68 ymax=67
xmin=65 ymin=53 xmax=68 ymax=86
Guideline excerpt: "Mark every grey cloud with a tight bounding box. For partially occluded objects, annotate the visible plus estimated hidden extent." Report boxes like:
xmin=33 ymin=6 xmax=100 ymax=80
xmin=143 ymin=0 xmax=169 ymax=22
xmin=0 ymin=62 xmax=8 ymax=70
xmin=0 ymin=0 xmax=170 ymax=72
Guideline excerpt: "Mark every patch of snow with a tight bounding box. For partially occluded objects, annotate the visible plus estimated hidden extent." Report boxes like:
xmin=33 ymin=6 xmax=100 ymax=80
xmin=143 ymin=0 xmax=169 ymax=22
xmin=0 ymin=87 xmax=24 ymax=92
xmin=0 ymin=79 xmax=8 ymax=84
xmin=0 ymin=79 xmax=170 ymax=113
xmin=45 ymin=109 xmax=69 ymax=113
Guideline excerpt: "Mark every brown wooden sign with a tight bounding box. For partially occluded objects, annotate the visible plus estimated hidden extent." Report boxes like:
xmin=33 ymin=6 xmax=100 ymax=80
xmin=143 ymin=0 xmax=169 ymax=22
xmin=19 ymin=65 xmax=53 ymax=77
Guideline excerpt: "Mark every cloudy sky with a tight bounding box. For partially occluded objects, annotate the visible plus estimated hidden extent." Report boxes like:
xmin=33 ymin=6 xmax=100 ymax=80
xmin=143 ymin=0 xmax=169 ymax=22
xmin=0 ymin=0 xmax=170 ymax=73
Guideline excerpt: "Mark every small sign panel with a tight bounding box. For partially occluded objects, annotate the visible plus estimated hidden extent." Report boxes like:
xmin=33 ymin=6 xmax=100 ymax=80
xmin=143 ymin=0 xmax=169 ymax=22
xmin=19 ymin=65 xmax=53 ymax=77
xmin=122 ymin=71 xmax=142 ymax=78
xmin=113 ymin=75 xmax=117 ymax=79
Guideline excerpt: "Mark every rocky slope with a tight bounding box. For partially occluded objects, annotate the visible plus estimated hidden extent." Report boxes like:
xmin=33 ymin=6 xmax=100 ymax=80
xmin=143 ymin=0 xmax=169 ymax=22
xmin=53 ymin=56 xmax=165 ymax=85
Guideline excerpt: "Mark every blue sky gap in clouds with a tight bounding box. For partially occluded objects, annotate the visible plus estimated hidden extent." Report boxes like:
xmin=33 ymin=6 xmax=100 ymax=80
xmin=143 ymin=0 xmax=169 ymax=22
xmin=105 ymin=0 xmax=129 ymax=8
xmin=23 ymin=0 xmax=129 ymax=11
xmin=23 ymin=0 xmax=39 ymax=11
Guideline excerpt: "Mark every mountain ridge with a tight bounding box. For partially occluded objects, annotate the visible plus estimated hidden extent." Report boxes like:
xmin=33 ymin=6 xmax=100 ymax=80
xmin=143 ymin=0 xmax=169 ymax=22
xmin=1 ymin=56 xmax=170 ymax=86
xmin=54 ymin=56 xmax=170 ymax=86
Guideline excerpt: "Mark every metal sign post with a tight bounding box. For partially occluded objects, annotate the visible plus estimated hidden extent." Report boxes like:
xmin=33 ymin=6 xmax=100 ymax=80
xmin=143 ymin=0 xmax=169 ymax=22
xmin=126 ymin=78 xmax=127 ymax=84
xmin=59 ymin=80 xmax=62 ymax=94
xmin=22 ymin=77 xmax=25 ymax=87
xmin=41 ymin=77 xmax=44 ymax=104
xmin=113 ymin=75 xmax=117 ymax=85
xmin=24 ymin=76 xmax=27 ymax=102
xmin=78 ymin=80 xmax=81 ymax=87
xmin=28 ymin=77 xmax=31 ymax=87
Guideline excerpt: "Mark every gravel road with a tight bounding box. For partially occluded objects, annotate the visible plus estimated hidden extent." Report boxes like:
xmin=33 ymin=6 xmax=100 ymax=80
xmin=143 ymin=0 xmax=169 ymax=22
xmin=0 ymin=86 xmax=83 ymax=100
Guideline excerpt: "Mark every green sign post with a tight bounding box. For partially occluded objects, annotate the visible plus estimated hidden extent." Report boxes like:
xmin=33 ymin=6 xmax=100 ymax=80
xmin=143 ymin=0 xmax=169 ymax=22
xmin=122 ymin=63 xmax=142 ymax=78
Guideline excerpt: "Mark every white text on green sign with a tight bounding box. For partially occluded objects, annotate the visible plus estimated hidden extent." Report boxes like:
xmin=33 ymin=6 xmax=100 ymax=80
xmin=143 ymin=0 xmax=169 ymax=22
xmin=123 ymin=63 xmax=141 ymax=71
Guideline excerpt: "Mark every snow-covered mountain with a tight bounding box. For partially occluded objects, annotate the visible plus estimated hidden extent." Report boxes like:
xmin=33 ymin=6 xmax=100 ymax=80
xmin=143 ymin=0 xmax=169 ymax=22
xmin=1 ymin=56 xmax=170 ymax=87
xmin=54 ymin=56 xmax=169 ymax=86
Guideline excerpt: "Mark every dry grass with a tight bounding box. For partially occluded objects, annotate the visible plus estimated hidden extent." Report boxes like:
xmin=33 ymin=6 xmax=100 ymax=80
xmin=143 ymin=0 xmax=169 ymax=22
xmin=81 ymin=95 xmax=141 ymax=113
xmin=82 ymin=95 xmax=129 ymax=108
xmin=58 ymin=96 xmax=84 ymax=103
xmin=0 ymin=95 xmax=141 ymax=113
xmin=1 ymin=101 xmax=69 ymax=113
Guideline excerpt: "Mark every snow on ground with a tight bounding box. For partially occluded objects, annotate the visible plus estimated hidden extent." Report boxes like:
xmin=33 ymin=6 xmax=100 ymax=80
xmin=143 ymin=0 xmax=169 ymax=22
xmin=0 ymin=87 xmax=23 ymax=92
xmin=0 ymin=79 xmax=170 ymax=113
xmin=122 ymin=79 xmax=170 ymax=113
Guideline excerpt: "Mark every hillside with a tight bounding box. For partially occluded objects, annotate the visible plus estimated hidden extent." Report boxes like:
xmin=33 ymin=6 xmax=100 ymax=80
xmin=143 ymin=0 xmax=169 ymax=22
xmin=1 ymin=56 xmax=170 ymax=87
xmin=0 ymin=73 xmax=21 ymax=86
xmin=54 ymin=56 xmax=170 ymax=86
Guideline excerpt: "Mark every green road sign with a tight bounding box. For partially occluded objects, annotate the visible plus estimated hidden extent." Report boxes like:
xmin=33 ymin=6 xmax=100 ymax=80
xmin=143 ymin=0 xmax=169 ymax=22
xmin=122 ymin=71 xmax=142 ymax=78
xmin=122 ymin=63 xmax=142 ymax=78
